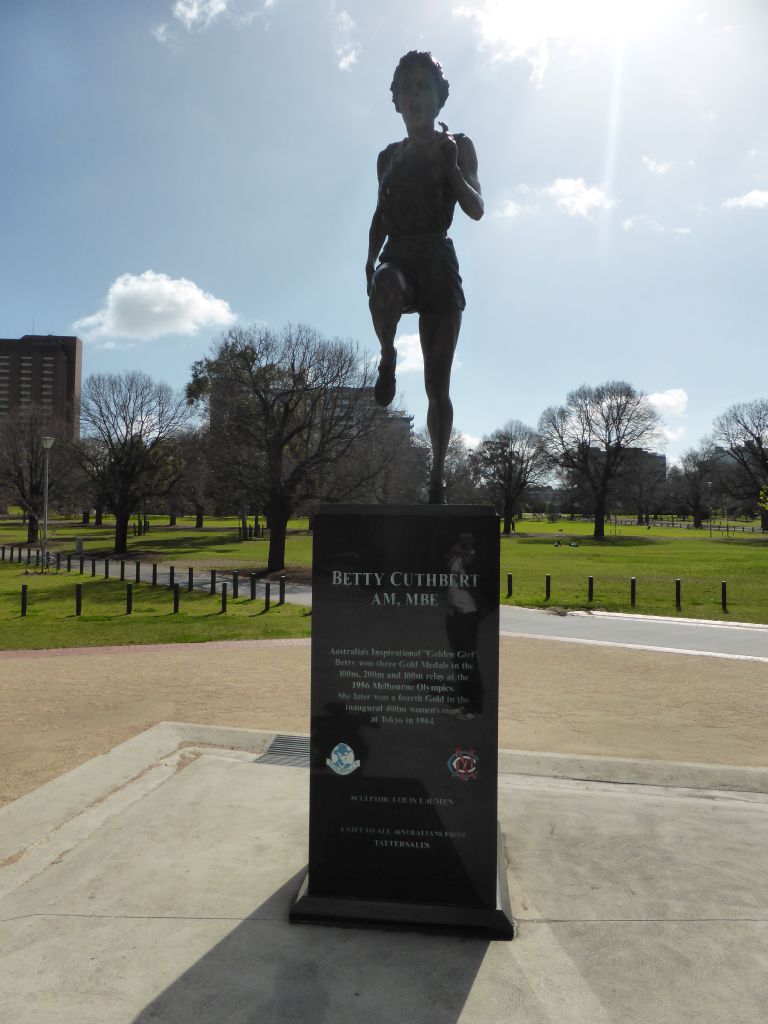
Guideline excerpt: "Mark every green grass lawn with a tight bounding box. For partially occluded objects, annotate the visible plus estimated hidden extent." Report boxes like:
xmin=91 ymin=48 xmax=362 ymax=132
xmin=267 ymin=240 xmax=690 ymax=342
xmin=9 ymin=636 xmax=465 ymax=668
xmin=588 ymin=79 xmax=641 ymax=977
xmin=0 ymin=515 xmax=313 ymax=572
xmin=1 ymin=513 xmax=767 ymax=649
xmin=0 ymin=568 xmax=311 ymax=649
xmin=501 ymin=519 xmax=768 ymax=622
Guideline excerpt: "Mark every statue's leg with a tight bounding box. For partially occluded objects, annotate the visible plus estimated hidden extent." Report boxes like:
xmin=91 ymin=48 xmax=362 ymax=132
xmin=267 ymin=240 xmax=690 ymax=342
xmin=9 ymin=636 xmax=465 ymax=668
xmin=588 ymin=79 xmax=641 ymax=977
xmin=369 ymin=263 xmax=413 ymax=408
xmin=419 ymin=311 xmax=462 ymax=504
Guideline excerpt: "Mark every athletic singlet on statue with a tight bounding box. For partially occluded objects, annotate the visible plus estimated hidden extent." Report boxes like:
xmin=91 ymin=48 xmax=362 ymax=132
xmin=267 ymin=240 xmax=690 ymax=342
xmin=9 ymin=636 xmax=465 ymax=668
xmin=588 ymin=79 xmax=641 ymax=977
xmin=366 ymin=51 xmax=484 ymax=505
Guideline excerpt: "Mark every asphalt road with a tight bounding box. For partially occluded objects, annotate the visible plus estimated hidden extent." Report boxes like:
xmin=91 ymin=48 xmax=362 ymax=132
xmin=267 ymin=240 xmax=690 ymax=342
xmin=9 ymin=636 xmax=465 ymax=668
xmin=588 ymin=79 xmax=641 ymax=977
xmin=106 ymin=563 xmax=768 ymax=662
xmin=281 ymin=581 xmax=768 ymax=661
xmin=498 ymin=605 xmax=768 ymax=661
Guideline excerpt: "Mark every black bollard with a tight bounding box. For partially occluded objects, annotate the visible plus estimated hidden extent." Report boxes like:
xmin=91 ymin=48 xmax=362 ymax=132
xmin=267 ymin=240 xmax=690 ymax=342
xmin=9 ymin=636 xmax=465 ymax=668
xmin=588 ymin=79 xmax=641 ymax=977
xmin=188 ymin=567 xmax=193 ymax=592
xmin=56 ymin=552 xmax=61 ymax=571
xmin=173 ymin=583 xmax=180 ymax=614
xmin=120 ymin=560 xmax=125 ymax=581
xmin=135 ymin=561 xmax=141 ymax=584
xmin=126 ymin=584 xmax=133 ymax=615
xmin=279 ymin=575 xmax=286 ymax=605
xmin=264 ymin=581 xmax=271 ymax=612
xmin=630 ymin=577 xmax=636 ymax=607
xmin=675 ymin=578 xmax=681 ymax=610
xmin=75 ymin=584 xmax=82 ymax=616
xmin=545 ymin=574 xmax=551 ymax=601
xmin=221 ymin=583 xmax=227 ymax=613
xmin=91 ymin=557 xmax=96 ymax=577
xmin=233 ymin=570 xmax=239 ymax=599
xmin=210 ymin=569 xmax=216 ymax=596
xmin=152 ymin=563 xmax=157 ymax=586
xmin=79 ymin=556 xmax=85 ymax=574
xmin=250 ymin=573 xmax=257 ymax=600
xmin=588 ymin=576 xmax=594 ymax=602
xmin=169 ymin=566 xmax=175 ymax=590
xmin=105 ymin=557 xmax=110 ymax=579
xmin=721 ymin=580 xmax=727 ymax=611
xmin=21 ymin=584 xmax=28 ymax=617
xmin=506 ymin=572 xmax=512 ymax=598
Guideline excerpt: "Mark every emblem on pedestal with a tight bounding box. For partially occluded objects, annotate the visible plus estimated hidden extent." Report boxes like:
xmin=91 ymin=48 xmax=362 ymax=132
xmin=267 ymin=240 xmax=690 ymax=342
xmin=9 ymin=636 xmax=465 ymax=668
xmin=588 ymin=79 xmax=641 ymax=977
xmin=327 ymin=743 xmax=361 ymax=775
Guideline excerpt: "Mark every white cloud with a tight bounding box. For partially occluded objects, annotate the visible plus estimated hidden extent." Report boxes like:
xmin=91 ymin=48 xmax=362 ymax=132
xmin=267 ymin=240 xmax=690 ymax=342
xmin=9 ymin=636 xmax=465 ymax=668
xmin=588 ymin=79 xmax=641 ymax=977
xmin=723 ymin=189 xmax=768 ymax=210
xmin=496 ymin=200 xmax=522 ymax=218
xmin=544 ymin=178 xmax=614 ymax=218
xmin=661 ymin=426 xmax=686 ymax=443
xmin=172 ymin=0 xmax=228 ymax=30
xmin=622 ymin=215 xmax=691 ymax=237
xmin=462 ymin=433 xmax=482 ymax=450
xmin=394 ymin=333 xmax=423 ymax=374
xmin=151 ymin=23 xmax=170 ymax=43
xmin=648 ymin=388 xmax=688 ymax=445
xmin=73 ymin=271 xmax=236 ymax=341
xmin=642 ymin=155 xmax=673 ymax=175
xmin=648 ymin=388 xmax=688 ymax=417
xmin=333 ymin=10 xmax=359 ymax=71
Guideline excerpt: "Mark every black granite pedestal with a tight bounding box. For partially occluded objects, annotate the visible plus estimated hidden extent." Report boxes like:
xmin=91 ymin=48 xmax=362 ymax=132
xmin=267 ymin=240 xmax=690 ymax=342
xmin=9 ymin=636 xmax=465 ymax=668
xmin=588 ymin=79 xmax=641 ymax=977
xmin=290 ymin=505 xmax=515 ymax=938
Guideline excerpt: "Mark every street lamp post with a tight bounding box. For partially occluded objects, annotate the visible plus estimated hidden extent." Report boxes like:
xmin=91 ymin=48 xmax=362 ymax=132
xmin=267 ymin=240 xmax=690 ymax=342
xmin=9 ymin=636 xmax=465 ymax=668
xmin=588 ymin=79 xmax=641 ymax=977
xmin=41 ymin=436 xmax=55 ymax=571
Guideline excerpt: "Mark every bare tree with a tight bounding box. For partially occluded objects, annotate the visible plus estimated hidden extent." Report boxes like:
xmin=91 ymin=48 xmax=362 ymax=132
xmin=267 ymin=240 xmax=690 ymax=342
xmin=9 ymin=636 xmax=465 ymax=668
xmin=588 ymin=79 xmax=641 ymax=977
xmin=187 ymin=324 xmax=378 ymax=572
xmin=538 ymin=381 xmax=662 ymax=539
xmin=73 ymin=372 xmax=189 ymax=553
xmin=666 ymin=444 xmax=718 ymax=528
xmin=712 ymin=399 xmax=768 ymax=530
xmin=470 ymin=421 xmax=547 ymax=534
xmin=0 ymin=406 xmax=73 ymax=543
xmin=615 ymin=450 xmax=667 ymax=525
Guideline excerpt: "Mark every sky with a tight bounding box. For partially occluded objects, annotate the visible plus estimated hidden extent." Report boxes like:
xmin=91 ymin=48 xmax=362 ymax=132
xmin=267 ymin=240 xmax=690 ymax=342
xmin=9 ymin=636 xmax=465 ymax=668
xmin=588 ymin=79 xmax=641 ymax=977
xmin=2 ymin=0 xmax=766 ymax=463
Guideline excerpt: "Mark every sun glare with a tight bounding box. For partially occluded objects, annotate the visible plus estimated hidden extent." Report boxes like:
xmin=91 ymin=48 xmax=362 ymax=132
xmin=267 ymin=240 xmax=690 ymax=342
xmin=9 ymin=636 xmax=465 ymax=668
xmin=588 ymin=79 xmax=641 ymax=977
xmin=457 ymin=0 xmax=680 ymax=66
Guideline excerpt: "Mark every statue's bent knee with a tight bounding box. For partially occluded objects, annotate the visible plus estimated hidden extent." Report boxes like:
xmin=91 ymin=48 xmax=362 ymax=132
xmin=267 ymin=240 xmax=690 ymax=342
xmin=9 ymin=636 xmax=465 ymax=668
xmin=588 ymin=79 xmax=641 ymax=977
xmin=370 ymin=264 xmax=406 ymax=310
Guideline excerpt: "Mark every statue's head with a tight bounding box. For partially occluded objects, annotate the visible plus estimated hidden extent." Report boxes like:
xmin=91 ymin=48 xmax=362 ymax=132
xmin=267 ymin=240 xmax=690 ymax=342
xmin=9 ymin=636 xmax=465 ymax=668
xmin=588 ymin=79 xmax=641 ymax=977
xmin=390 ymin=51 xmax=450 ymax=115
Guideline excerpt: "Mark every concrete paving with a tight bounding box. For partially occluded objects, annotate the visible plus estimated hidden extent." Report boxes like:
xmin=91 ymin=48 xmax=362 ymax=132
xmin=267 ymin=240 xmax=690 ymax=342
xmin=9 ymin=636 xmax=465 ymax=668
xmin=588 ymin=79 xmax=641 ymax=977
xmin=2 ymin=722 xmax=767 ymax=1023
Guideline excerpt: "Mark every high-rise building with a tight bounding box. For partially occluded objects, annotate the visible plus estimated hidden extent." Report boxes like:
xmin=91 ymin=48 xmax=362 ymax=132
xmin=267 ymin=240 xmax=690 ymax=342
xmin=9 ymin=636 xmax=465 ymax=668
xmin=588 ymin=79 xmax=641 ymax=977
xmin=0 ymin=334 xmax=82 ymax=437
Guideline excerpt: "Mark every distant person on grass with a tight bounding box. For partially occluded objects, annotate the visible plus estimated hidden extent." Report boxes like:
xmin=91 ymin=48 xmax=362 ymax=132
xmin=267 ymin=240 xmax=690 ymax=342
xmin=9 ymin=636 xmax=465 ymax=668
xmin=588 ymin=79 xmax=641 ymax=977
xmin=366 ymin=51 xmax=484 ymax=504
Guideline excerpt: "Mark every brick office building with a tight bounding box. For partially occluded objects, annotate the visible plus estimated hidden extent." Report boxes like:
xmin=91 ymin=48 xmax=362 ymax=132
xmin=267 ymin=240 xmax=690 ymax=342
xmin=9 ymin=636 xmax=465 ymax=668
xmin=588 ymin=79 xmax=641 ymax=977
xmin=0 ymin=334 xmax=82 ymax=437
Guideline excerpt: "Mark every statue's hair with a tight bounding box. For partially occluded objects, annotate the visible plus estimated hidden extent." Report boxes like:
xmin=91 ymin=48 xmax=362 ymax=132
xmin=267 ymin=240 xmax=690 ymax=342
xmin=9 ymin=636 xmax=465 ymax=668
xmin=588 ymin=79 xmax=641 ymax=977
xmin=390 ymin=51 xmax=449 ymax=113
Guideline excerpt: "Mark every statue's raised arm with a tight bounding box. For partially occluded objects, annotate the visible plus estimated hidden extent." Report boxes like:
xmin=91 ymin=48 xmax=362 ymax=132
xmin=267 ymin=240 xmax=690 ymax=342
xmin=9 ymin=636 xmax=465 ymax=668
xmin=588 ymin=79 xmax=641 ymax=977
xmin=366 ymin=51 xmax=482 ymax=504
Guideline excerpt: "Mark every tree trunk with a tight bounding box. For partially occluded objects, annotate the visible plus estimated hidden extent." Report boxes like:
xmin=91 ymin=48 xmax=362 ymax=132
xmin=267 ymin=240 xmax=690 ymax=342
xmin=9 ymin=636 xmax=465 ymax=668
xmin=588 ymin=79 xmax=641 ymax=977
xmin=95 ymin=505 xmax=104 ymax=527
xmin=169 ymin=513 xmax=177 ymax=526
xmin=593 ymin=495 xmax=606 ymax=539
xmin=27 ymin=513 xmax=39 ymax=544
xmin=693 ymin=510 xmax=704 ymax=528
xmin=114 ymin=509 xmax=130 ymax=554
xmin=502 ymin=495 xmax=513 ymax=535
xmin=761 ymin=508 xmax=768 ymax=532
xmin=267 ymin=493 xmax=289 ymax=572
xmin=195 ymin=505 xmax=204 ymax=529
xmin=81 ymin=510 xmax=91 ymax=525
